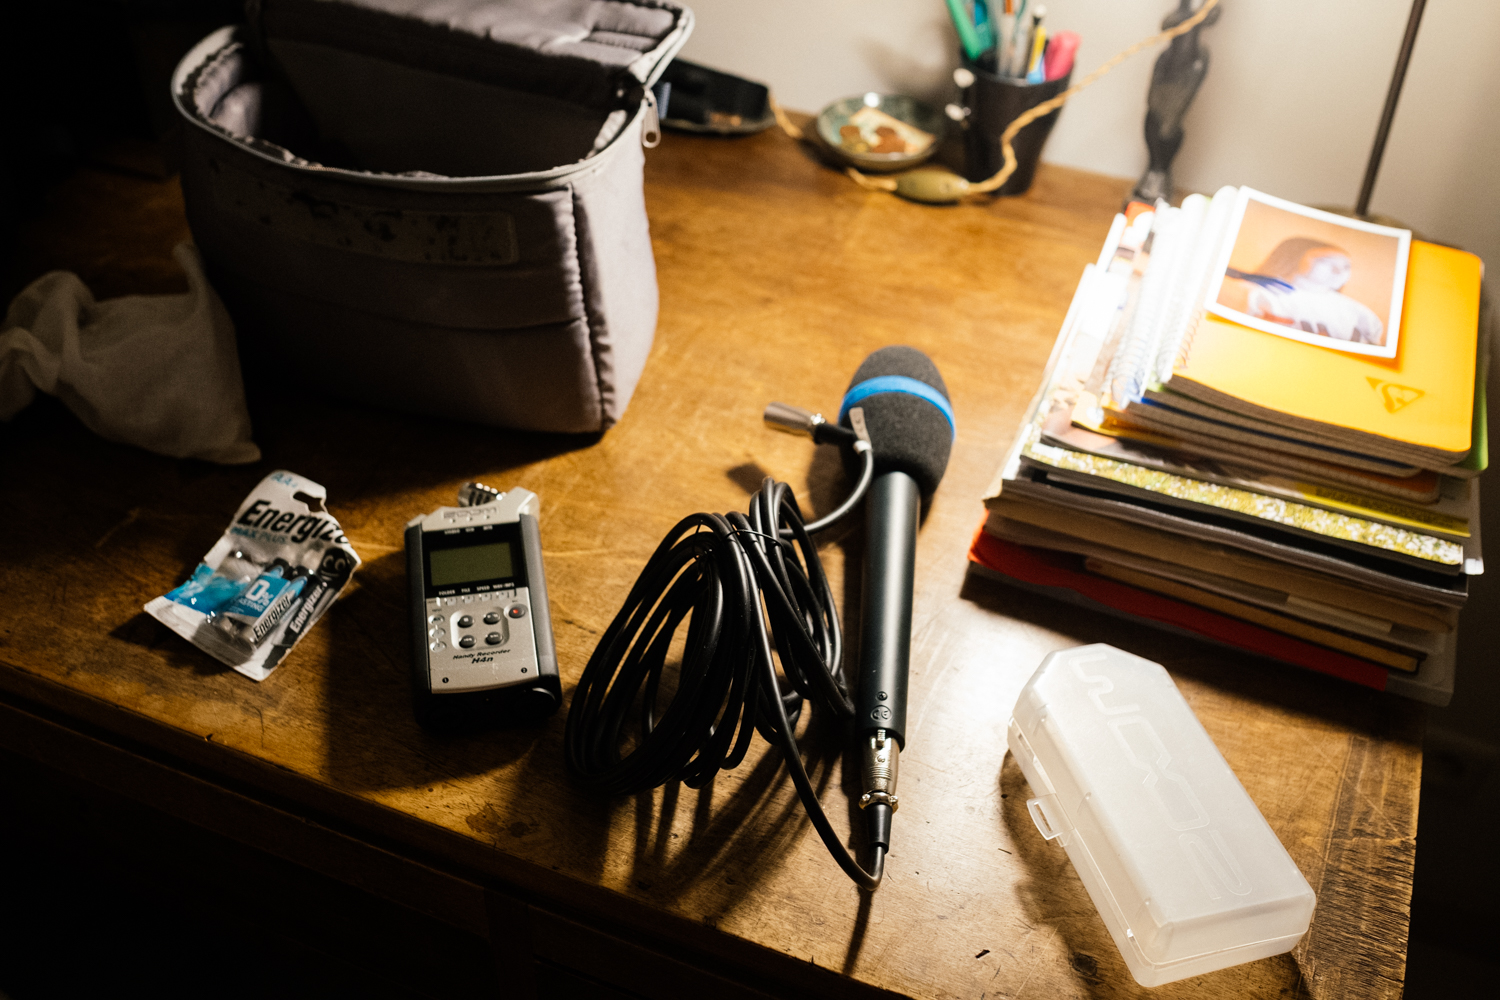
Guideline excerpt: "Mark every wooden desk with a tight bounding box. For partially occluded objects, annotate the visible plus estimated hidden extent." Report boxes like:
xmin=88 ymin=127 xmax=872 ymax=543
xmin=0 ymin=128 xmax=1419 ymax=1000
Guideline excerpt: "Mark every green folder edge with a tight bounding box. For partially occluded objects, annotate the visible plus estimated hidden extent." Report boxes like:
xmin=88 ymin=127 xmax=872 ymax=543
xmin=1458 ymin=359 xmax=1488 ymax=473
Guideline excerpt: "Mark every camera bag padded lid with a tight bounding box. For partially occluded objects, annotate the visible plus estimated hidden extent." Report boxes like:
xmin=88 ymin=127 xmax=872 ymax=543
xmin=237 ymin=0 xmax=691 ymax=178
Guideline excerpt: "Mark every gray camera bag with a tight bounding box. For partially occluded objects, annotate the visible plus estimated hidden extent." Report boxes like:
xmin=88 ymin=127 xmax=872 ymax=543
xmin=172 ymin=0 xmax=692 ymax=433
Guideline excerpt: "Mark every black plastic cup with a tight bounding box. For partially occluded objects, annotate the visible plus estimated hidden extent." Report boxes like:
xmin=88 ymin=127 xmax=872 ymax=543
xmin=959 ymin=61 xmax=1071 ymax=194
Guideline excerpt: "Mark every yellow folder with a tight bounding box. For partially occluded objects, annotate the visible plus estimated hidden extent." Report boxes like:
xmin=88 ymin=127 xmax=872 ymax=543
xmin=1167 ymin=241 xmax=1482 ymax=462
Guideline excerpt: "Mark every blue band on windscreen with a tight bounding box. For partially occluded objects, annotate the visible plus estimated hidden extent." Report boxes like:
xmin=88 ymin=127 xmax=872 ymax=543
xmin=839 ymin=376 xmax=955 ymax=438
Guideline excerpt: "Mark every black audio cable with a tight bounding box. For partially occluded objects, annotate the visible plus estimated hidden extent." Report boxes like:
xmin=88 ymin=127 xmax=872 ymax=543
xmin=564 ymin=418 xmax=886 ymax=890
xmin=567 ymin=347 xmax=953 ymax=892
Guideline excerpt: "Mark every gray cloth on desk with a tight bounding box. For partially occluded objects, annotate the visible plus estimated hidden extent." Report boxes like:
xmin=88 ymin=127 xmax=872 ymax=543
xmin=0 ymin=243 xmax=260 ymax=464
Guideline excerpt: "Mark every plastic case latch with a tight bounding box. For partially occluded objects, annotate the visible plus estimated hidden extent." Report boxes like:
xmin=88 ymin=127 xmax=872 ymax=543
xmin=1027 ymin=795 xmax=1065 ymax=841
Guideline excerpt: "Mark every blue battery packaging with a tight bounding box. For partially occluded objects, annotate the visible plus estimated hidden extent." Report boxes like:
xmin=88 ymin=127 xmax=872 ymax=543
xmin=213 ymin=560 xmax=317 ymax=651
xmin=221 ymin=559 xmax=291 ymax=620
xmin=165 ymin=551 xmax=260 ymax=613
xmin=145 ymin=470 xmax=361 ymax=680
xmin=163 ymin=563 xmax=214 ymax=603
xmin=273 ymin=549 xmax=356 ymax=655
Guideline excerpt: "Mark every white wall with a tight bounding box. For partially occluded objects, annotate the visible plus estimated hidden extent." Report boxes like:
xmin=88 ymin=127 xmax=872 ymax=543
xmin=677 ymin=1 xmax=1500 ymax=279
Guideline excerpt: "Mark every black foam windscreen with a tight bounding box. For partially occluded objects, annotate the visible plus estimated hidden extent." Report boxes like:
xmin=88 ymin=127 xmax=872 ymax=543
xmin=839 ymin=346 xmax=953 ymax=498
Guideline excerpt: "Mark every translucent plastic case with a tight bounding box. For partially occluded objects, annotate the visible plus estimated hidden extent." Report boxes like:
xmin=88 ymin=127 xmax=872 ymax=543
xmin=1008 ymin=644 xmax=1316 ymax=987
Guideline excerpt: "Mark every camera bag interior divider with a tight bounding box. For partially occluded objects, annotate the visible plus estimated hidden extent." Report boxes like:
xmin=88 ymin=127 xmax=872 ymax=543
xmin=172 ymin=0 xmax=693 ymax=433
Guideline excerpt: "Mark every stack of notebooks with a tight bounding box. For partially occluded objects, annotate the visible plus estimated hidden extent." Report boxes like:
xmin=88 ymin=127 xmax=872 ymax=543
xmin=971 ymin=186 xmax=1487 ymax=705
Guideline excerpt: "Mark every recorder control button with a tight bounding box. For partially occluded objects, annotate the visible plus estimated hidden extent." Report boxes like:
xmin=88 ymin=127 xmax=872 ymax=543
xmin=485 ymin=632 xmax=503 ymax=645
xmin=459 ymin=635 xmax=477 ymax=649
xmin=483 ymin=611 xmax=501 ymax=625
xmin=457 ymin=615 xmax=473 ymax=628
xmin=508 ymin=605 xmax=526 ymax=619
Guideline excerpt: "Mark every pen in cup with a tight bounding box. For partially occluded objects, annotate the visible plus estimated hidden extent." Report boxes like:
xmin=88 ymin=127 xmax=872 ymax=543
xmin=1007 ymin=0 xmax=1030 ymax=76
xmin=945 ymin=0 xmax=986 ymax=61
xmin=999 ymin=6 xmax=1016 ymax=74
xmin=1044 ymin=29 xmax=1079 ymax=81
xmin=1026 ymin=24 xmax=1048 ymax=82
xmin=1020 ymin=5 xmax=1047 ymax=79
xmin=973 ymin=0 xmax=995 ymax=52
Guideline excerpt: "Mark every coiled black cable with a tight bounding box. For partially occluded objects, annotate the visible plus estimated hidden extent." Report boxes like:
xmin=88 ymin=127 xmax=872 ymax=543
xmin=564 ymin=447 xmax=885 ymax=890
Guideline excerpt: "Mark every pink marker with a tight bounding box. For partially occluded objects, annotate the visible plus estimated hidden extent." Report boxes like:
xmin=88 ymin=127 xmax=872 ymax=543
xmin=1044 ymin=30 xmax=1080 ymax=81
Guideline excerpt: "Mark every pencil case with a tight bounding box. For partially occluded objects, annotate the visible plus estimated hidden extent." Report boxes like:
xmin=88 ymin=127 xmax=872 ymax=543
xmin=171 ymin=0 xmax=693 ymax=433
xmin=1008 ymin=643 xmax=1316 ymax=987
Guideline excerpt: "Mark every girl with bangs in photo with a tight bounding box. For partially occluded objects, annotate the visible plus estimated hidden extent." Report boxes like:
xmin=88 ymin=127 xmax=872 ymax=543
xmin=1228 ymin=237 xmax=1385 ymax=346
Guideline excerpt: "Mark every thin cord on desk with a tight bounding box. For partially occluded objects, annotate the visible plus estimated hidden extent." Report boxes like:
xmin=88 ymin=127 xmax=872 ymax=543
xmin=564 ymin=453 xmax=885 ymax=890
xmin=797 ymin=439 xmax=873 ymax=537
xmin=967 ymin=0 xmax=1222 ymax=196
xmin=769 ymin=0 xmax=1221 ymax=201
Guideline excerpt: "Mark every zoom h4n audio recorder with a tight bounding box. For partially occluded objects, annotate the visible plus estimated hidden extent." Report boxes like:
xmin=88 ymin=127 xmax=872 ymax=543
xmin=405 ymin=482 xmax=561 ymax=729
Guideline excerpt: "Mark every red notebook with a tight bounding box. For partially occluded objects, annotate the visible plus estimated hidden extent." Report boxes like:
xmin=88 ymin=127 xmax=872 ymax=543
xmin=967 ymin=527 xmax=1389 ymax=691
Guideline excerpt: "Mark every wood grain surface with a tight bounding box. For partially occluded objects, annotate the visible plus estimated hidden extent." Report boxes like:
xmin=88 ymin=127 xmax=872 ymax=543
xmin=0 ymin=125 xmax=1420 ymax=1000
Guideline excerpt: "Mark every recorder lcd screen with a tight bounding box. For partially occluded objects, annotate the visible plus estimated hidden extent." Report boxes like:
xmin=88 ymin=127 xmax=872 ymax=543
xmin=428 ymin=542 xmax=515 ymax=587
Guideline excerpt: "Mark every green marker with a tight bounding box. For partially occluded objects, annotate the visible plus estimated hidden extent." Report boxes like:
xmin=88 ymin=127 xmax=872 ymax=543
xmin=944 ymin=0 xmax=986 ymax=61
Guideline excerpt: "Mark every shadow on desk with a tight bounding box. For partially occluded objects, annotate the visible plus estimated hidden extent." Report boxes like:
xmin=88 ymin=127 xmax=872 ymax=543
xmin=964 ymin=570 xmax=1421 ymax=999
xmin=995 ymin=752 xmax=1317 ymax=997
xmin=999 ymin=753 xmax=1141 ymax=995
xmin=111 ymin=612 xmax=237 ymax=677
xmin=594 ymin=446 xmax=886 ymax=973
xmin=621 ymin=727 xmax=830 ymax=908
xmin=958 ymin=570 xmax=1418 ymax=740
xmin=0 ymin=389 xmax=598 ymax=572
xmin=243 ymin=387 xmax=602 ymax=512
xmin=317 ymin=555 xmax=548 ymax=784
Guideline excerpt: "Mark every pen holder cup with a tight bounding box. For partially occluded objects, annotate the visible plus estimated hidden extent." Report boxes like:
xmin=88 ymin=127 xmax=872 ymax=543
xmin=958 ymin=65 xmax=1070 ymax=195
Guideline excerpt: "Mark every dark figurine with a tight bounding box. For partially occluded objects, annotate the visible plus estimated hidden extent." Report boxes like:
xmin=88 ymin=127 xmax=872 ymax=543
xmin=1132 ymin=0 xmax=1222 ymax=205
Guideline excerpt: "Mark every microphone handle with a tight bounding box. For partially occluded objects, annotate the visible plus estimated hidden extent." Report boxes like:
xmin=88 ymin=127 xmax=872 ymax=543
xmin=856 ymin=470 xmax=919 ymax=745
xmin=855 ymin=470 xmax=918 ymax=850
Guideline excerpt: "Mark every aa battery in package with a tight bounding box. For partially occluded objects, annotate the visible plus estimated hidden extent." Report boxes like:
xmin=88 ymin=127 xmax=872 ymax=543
xmin=145 ymin=470 xmax=360 ymax=681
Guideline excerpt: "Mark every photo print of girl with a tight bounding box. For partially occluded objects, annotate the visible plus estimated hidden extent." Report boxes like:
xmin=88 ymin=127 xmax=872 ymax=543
xmin=1208 ymin=189 xmax=1410 ymax=359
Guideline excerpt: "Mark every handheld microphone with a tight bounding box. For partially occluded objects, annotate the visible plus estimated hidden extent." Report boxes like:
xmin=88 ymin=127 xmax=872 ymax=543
xmin=838 ymin=347 xmax=954 ymax=856
xmin=568 ymin=346 xmax=950 ymax=893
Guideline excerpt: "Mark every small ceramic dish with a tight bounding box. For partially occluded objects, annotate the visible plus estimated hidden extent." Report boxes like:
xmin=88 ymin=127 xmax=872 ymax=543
xmin=815 ymin=93 xmax=945 ymax=172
